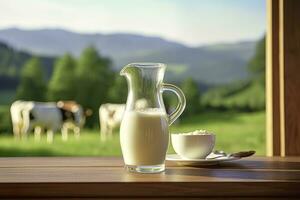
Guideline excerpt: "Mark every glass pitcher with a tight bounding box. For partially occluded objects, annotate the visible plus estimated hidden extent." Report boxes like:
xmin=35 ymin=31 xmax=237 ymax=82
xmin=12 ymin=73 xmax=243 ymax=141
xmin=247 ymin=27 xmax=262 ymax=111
xmin=120 ymin=63 xmax=186 ymax=173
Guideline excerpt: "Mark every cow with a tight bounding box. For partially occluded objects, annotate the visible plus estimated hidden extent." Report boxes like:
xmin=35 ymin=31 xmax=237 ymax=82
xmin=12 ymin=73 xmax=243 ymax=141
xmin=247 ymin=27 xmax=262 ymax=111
xmin=99 ymin=104 xmax=125 ymax=141
xmin=10 ymin=100 xmax=86 ymax=143
xmin=57 ymin=101 xmax=86 ymax=141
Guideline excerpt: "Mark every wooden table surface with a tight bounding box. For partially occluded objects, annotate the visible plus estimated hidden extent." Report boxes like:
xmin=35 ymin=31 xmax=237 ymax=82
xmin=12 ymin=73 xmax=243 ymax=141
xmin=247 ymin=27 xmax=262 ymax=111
xmin=0 ymin=156 xmax=300 ymax=199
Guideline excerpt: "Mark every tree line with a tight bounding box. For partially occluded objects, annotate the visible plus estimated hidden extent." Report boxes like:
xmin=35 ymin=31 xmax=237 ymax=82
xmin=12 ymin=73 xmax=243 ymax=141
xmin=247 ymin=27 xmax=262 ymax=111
xmin=12 ymin=36 xmax=265 ymax=128
xmin=15 ymin=45 xmax=203 ymax=127
xmin=201 ymin=37 xmax=266 ymax=112
xmin=15 ymin=47 xmax=126 ymax=127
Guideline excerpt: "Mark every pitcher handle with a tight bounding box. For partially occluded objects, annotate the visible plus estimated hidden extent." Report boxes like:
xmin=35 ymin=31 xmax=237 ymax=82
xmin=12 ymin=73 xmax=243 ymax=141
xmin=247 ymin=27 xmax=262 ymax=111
xmin=162 ymin=83 xmax=186 ymax=125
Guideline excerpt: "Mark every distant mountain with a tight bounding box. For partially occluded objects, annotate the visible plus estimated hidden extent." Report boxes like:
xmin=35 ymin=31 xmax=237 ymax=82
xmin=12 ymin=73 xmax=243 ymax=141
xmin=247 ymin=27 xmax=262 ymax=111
xmin=0 ymin=28 xmax=256 ymax=84
xmin=117 ymin=41 xmax=255 ymax=84
xmin=0 ymin=28 xmax=184 ymax=58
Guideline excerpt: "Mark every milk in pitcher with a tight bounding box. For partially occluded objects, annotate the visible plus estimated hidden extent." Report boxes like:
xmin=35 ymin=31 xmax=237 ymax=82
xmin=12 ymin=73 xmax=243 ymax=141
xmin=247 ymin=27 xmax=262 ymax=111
xmin=120 ymin=109 xmax=169 ymax=166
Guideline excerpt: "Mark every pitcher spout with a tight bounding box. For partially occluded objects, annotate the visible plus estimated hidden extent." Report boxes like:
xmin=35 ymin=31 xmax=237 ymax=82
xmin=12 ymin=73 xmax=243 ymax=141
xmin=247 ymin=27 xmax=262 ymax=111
xmin=120 ymin=64 xmax=131 ymax=76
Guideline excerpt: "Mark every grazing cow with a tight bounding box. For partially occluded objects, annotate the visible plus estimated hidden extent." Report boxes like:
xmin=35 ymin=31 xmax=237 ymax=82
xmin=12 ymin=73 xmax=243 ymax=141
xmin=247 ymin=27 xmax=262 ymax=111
xmin=99 ymin=104 xmax=125 ymax=141
xmin=10 ymin=100 xmax=86 ymax=143
xmin=11 ymin=101 xmax=61 ymax=142
xmin=57 ymin=101 xmax=86 ymax=141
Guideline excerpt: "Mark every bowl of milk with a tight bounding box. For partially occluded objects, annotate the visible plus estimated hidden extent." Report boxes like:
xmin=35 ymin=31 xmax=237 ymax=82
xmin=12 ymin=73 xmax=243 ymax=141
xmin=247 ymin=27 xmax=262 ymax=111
xmin=171 ymin=130 xmax=215 ymax=159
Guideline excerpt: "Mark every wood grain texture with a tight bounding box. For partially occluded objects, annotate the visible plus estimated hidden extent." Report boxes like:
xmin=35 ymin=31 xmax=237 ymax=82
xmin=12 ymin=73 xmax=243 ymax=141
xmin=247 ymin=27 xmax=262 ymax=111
xmin=0 ymin=157 xmax=299 ymax=198
xmin=267 ymin=0 xmax=281 ymax=156
xmin=281 ymin=0 xmax=300 ymax=155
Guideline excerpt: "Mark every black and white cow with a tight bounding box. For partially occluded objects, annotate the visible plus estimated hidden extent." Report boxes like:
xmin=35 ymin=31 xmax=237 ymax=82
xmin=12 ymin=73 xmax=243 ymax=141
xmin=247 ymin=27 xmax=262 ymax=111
xmin=10 ymin=100 xmax=85 ymax=143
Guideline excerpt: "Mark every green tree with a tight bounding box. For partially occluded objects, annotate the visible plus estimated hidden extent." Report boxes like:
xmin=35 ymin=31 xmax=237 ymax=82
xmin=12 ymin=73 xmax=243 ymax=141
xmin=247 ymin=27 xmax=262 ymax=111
xmin=108 ymin=75 xmax=127 ymax=103
xmin=48 ymin=54 xmax=77 ymax=101
xmin=181 ymin=78 xmax=200 ymax=116
xmin=76 ymin=46 xmax=113 ymax=126
xmin=248 ymin=36 xmax=265 ymax=83
xmin=16 ymin=57 xmax=46 ymax=101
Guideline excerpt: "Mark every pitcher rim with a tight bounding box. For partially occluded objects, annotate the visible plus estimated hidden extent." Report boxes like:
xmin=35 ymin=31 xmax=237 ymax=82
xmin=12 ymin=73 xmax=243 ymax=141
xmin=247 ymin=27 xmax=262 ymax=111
xmin=128 ymin=62 xmax=165 ymax=68
xmin=120 ymin=63 xmax=166 ymax=75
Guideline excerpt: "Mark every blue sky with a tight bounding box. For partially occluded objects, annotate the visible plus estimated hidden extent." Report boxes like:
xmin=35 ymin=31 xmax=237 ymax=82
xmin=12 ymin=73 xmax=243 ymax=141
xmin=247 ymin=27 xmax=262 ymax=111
xmin=0 ymin=0 xmax=266 ymax=46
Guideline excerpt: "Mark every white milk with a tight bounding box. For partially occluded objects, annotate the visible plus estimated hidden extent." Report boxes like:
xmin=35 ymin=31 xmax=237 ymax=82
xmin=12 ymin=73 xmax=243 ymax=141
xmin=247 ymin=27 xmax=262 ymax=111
xmin=120 ymin=109 xmax=169 ymax=166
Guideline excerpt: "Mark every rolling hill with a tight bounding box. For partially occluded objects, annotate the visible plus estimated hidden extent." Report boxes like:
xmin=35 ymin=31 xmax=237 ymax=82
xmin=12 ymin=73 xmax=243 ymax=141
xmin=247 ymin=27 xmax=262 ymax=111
xmin=0 ymin=28 xmax=257 ymax=84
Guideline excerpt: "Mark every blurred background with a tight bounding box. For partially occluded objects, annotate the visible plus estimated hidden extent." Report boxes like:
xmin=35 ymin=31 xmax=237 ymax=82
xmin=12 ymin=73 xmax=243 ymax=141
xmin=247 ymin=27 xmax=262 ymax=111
xmin=0 ymin=0 xmax=266 ymax=156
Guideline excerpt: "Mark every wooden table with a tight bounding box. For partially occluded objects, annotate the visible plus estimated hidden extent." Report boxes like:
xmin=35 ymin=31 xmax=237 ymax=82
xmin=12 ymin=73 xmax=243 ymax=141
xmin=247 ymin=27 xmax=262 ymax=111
xmin=0 ymin=157 xmax=299 ymax=199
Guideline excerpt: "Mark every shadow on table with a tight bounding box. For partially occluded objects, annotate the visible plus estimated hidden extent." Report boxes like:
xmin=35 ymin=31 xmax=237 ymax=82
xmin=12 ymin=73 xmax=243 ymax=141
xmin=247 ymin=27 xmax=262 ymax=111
xmin=165 ymin=159 xmax=300 ymax=181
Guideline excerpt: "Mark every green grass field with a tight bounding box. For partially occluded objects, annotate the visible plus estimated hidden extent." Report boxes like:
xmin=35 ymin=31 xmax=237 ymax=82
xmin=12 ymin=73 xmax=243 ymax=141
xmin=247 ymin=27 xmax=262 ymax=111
xmin=0 ymin=111 xmax=265 ymax=156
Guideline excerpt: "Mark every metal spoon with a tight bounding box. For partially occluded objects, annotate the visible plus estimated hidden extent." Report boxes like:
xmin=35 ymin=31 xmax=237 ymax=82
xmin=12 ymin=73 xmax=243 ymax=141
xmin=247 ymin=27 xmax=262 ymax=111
xmin=208 ymin=150 xmax=256 ymax=159
xmin=229 ymin=150 xmax=256 ymax=158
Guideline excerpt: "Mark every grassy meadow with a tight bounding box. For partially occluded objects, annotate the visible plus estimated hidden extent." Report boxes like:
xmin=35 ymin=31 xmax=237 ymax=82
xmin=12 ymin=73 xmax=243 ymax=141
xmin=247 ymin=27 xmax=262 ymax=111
xmin=0 ymin=111 xmax=265 ymax=156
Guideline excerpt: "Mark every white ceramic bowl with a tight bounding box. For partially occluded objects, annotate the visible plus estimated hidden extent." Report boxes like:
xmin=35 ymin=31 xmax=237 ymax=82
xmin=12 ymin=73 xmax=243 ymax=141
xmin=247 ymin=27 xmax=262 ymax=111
xmin=171 ymin=132 xmax=215 ymax=159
